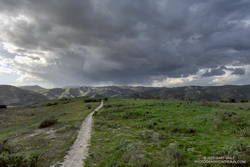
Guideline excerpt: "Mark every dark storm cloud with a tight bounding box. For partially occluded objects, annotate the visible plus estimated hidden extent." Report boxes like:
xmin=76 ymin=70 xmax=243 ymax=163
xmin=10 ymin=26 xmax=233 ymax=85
xmin=227 ymin=67 xmax=246 ymax=75
xmin=232 ymin=69 xmax=246 ymax=75
xmin=202 ymin=66 xmax=246 ymax=77
xmin=202 ymin=68 xmax=226 ymax=77
xmin=1 ymin=0 xmax=250 ymax=86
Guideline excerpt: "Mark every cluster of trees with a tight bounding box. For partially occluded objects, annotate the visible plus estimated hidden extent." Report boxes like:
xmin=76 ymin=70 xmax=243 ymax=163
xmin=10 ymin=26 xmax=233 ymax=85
xmin=84 ymin=97 xmax=108 ymax=103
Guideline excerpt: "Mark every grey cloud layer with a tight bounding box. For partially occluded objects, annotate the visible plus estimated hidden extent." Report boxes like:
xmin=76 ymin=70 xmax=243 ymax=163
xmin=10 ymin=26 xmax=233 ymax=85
xmin=0 ymin=0 xmax=250 ymax=86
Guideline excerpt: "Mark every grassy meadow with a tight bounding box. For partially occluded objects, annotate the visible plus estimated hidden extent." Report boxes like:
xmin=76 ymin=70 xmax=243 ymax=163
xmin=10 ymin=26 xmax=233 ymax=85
xmin=1 ymin=97 xmax=250 ymax=167
xmin=85 ymin=98 xmax=250 ymax=167
xmin=0 ymin=97 xmax=99 ymax=167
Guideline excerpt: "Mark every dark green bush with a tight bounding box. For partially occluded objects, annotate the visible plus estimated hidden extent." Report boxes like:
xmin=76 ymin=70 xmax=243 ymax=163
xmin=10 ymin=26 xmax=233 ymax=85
xmin=104 ymin=104 xmax=112 ymax=108
xmin=122 ymin=111 xmax=144 ymax=119
xmin=0 ymin=105 xmax=7 ymax=109
xmin=39 ymin=119 xmax=58 ymax=129
xmin=86 ymin=104 xmax=92 ymax=109
xmin=84 ymin=98 xmax=101 ymax=103
xmin=46 ymin=102 xmax=58 ymax=106
xmin=241 ymin=99 xmax=249 ymax=103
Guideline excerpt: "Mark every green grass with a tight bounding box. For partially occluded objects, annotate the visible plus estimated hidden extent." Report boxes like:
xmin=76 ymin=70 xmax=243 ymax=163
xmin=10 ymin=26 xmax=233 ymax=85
xmin=85 ymin=99 xmax=250 ymax=167
xmin=0 ymin=97 xmax=99 ymax=167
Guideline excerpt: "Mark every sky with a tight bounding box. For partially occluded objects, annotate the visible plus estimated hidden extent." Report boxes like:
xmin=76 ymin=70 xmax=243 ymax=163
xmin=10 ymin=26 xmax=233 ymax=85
xmin=0 ymin=0 xmax=250 ymax=88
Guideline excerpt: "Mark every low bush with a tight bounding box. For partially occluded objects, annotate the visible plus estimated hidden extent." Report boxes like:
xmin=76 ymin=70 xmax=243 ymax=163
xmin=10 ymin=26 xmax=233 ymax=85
xmin=122 ymin=111 xmax=144 ymax=119
xmin=84 ymin=98 xmax=101 ymax=103
xmin=0 ymin=140 xmax=12 ymax=154
xmin=39 ymin=119 xmax=58 ymax=129
xmin=220 ymin=98 xmax=237 ymax=103
xmin=86 ymin=104 xmax=92 ymax=109
xmin=46 ymin=102 xmax=58 ymax=106
xmin=240 ymin=99 xmax=249 ymax=103
xmin=0 ymin=105 xmax=7 ymax=109
xmin=242 ymin=128 xmax=250 ymax=137
xmin=215 ymin=110 xmax=249 ymax=130
xmin=171 ymin=127 xmax=197 ymax=134
xmin=104 ymin=104 xmax=112 ymax=108
xmin=216 ymin=110 xmax=237 ymax=121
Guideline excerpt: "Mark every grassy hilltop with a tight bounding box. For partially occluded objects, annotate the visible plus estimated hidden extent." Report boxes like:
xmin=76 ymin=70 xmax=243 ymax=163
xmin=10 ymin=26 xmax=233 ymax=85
xmin=85 ymin=99 xmax=250 ymax=167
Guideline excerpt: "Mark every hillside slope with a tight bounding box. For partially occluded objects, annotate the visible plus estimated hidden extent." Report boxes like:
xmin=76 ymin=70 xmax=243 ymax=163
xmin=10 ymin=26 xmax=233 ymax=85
xmin=19 ymin=85 xmax=47 ymax=92
xmin=0 ymin=85 xmax=48 ymax=106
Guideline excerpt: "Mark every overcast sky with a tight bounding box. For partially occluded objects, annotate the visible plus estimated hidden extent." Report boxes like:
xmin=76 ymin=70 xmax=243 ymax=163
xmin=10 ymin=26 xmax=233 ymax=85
xmin=0 ymin=0 xmax=250 ymax=88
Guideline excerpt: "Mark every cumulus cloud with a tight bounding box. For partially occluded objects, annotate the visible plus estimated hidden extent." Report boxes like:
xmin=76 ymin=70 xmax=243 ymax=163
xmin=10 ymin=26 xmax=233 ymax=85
xmin=0 ymin=0 xmax=250 ymax=87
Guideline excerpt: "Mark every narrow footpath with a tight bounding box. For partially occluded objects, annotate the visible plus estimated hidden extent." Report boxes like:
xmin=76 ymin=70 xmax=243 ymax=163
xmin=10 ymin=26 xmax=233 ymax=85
xmin=60 ymin=100 xmax=103 ymax=167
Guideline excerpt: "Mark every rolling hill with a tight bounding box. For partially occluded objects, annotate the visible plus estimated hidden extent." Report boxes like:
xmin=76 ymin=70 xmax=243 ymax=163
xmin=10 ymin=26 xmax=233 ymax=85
xmin=0 ymin=85 xmax=48 ymax=106
xmin=19 ymin=85 xmax=47 ymax=92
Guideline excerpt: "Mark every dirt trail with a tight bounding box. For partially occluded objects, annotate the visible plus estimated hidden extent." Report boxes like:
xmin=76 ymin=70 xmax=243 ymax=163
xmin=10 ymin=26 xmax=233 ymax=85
xmin=60 ymin=101 xmax=103 ymax=167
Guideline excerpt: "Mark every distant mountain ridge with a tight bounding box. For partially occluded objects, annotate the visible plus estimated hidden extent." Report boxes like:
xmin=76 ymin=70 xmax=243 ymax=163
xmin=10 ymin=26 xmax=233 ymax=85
xmin=24 ymin=85 xmax=250 ymax=102
xmin=1 ymin=84 xmax=250 ymax=105
xmin=37 ymin=86 xmax=138 ymax=99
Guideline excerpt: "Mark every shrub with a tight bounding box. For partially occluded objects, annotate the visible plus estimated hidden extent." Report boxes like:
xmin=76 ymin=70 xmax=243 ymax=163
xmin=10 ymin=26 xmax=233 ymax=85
xmin=86 ymin=104 xmax=92 ymax=109
xmin=230 ymin=98 xmax=236 ymax=103
xmin=60 ymin=98 xmax=71 ymax=101
xmin=122 ymin=111 xmax=144 ymax=119
xmin=220 ymin=99 xmax=238 ymax=103
xmin=84 ymin=98 xmax=101 ymax=103
xmin=0 ymin=105 xmax=7 ymax=109
xmin=216 ymin=110 xmax=237 ymax=121
xmin=60 ymin=98 xmax=72 ymax=104
xmin=242 ymin=129 xmax=250 ymax=137
xmin=0 ymin=140 xmax=12 ymax=154
xmin=104 ymin=104 xmax=112 ymax=108
xmin=171 ymin=127 xmax=197 ymax=134
xmin=46 ymin=102 xmax=58 ymax=106
xmin=216 ymin=110 xmax=249 ymax=129
xmin=39 ymin=119 xmax=58 ymax=129
xmin=241 ymin=99 xmax=249 ymax=103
